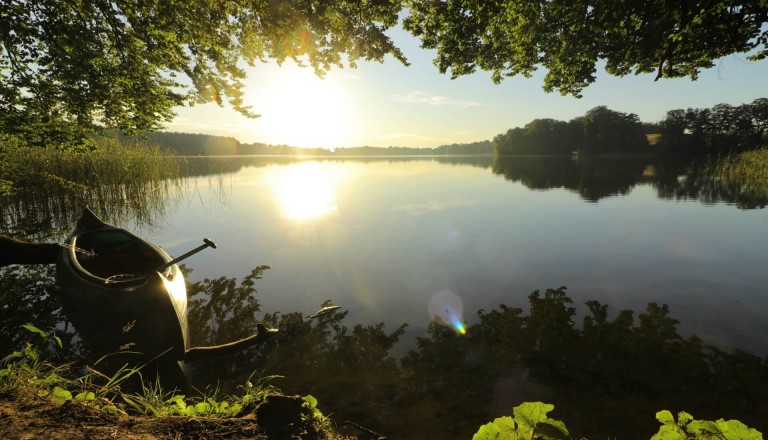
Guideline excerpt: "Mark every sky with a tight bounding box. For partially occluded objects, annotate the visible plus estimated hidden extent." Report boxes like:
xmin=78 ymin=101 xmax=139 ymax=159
xmin=164 ymin=26 xmax=768 ymax=149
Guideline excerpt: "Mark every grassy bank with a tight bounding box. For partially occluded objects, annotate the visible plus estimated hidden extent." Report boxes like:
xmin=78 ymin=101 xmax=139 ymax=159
xmin=0 ymin=326 xmax=344 ymax=439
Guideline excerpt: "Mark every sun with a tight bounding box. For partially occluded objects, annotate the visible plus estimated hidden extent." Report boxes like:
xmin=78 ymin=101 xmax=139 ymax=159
xmin=268 ymin=162 xmax=340 ymax=220
xmin=254 ymin=67 xmax=358 ymax=149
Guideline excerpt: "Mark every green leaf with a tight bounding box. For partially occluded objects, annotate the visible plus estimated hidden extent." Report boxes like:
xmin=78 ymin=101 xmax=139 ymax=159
xmin=651 ymin=429 xmax=687 ymax=440
xmin=717 ymin=419 xmax=763 ymax=440
xmin=166 ymin=395 xmax=187 ymax=409
xmin=51 ymin=386 xmax=72 ymax=403
xmin=535 ymin=420 xmax=570 ymax=440
xmin=75 ymin=391 xmax=95 ymax=401
xmin=304 ymin=395 xmax=318 ymax=409
xmin=194 ymin=402 xmax=211 ymax=413
xmin=1 ymin=351 xmax=23 ymax=363
xmin=677 ymin=411 xmax=693 ymax=426
xmin=473 ymin=422 xmax=501 ymax=440
xmin=687 ymin=420 xmax=722 ymax=436
xmin=656 ymin=410 xmax=675 ymax=424
xmin=513 ymin=402 xmax=554 ymax=432
xmin=493 ymin=416 xmax=517 ymax=433
xmin=21 ymin=324 xmax=47 ymax=338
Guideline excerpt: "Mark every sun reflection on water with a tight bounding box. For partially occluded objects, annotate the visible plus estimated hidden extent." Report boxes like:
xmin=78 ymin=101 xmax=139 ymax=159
xmin=268 ymin=163 xmax=339 ymax=220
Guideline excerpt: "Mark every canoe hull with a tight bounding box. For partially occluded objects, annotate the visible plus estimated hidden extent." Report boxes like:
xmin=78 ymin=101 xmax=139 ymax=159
xmin=56 ymin=208 xmax=188 ymax=361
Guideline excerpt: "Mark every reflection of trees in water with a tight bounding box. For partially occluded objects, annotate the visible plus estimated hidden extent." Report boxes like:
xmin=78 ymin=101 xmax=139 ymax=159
xmin=654 ymin=163 xmax=768 ymax=209
xmin=0 ymin=178 xmax=184 ymax=241
xmin=2 ymin=266 xmax=767 ymax=438
xmin=492 ymin=156 xmax=768 ymax=208
xmin=492 ymin=156 xmax=645 ymax=201
xmin=0 ymin=266 xmax=89 ymax=363
xmin=183 ymin=269 xmax=768 ymax=440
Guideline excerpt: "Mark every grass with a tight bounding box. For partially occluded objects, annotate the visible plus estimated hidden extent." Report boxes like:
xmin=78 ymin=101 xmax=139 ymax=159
xmin=706 ymin=146 xmax=768 ymax=184
xmin=0 ymin=326 xmax=282 ymax=419
xmin=0 ymin=325 xmax=284 ymax=418
xmin=0 ymin=135 xmax=182 ymax=195
xmin=0 ymin=135 xmax=186 ymax=238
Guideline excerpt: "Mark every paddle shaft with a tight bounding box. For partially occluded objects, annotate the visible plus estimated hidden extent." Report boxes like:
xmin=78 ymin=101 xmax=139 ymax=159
xmin=154 ymin=238 xmax=216 ymax=273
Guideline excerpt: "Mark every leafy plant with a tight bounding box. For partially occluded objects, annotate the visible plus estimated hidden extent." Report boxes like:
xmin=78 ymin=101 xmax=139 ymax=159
xmin=303 ymin=394 xmax=334 ymax=431
xmin=652 ymin=410 xmax=763 ymax=440
xmin=473 ymin=403 xmax=764 ymax=440
xmin=473 ymin=402 xmax=569 ymax=440
xmin=0 ymin=325 xmax=72 ymax=401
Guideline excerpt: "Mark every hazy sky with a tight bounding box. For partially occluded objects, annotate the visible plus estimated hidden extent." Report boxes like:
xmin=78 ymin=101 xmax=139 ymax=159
xmin=165 ymin=26 xmax=768 ymax=149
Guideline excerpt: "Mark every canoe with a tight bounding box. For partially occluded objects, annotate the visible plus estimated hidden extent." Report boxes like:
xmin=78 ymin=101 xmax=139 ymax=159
xmin=56 ymin=208 xmax=188 ymax=361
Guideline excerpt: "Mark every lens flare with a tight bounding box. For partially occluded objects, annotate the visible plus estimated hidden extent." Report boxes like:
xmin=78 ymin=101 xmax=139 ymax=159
xmin=428 ymin=290 xmax=467 ymax=335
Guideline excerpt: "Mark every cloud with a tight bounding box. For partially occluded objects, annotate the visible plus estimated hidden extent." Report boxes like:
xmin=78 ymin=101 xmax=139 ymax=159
xmin=392 ymin=91 xmax=482 ymax=108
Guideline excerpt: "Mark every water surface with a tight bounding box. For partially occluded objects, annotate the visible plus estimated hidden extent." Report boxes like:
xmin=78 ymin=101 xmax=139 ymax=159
xmin=138 ymin=156 xmax=768 ymax=356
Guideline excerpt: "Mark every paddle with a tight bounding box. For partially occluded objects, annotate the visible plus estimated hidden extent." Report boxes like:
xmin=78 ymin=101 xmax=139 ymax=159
xmin=306 ymin=305 xmax=342 ymax=320
xmin=153 ymin=238 xmax=216 ymax=274
xmin=105 ymin=238 xmax=216 ymax=284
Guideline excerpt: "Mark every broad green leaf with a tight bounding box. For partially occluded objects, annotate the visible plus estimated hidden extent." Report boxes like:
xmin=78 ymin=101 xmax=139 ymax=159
xmin=304 ymin=395 xmax=318 ymax=408
xmin=656 ymin=410 xmax=675 ymax=424
xmin=166 ymin=395 xmax=187 ymax=409
xmin=473 ymin=422 xmax=501 ymax=440
xmin=513 ymin=402 xmax=554 ymax=432
xmin=535 ymin=420 xmax=570 ymax=440
xmin=51 ymin=386 xmax=72 ymax=402
xmin=194 ymin=402 xmax=211 ymax=413
xmin=493 ymin=416 xmax=517 ymax=433
xmin=53 ymin=335 xmax=63 ymax=349
xmin=677 ymin=411 xmax=694 ymax=426
xmin=651 ymin=430 xmax=687 ymax=440
xmin=717 ymin=420 xmax=763 ymax=440
xmin=688 ymin=420 xmax=722 ymax=436
xmin=75 ymin=391 xmax=95 ymax=401
xmin=652 ymin=424 xmax=686 ymax=440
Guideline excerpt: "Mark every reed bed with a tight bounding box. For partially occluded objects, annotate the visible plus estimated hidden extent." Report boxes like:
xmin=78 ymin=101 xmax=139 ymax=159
xmin=707 ymin=147 xmax=768 ymax=184
xmin=0 ymin=137 xmax=186 ymax=239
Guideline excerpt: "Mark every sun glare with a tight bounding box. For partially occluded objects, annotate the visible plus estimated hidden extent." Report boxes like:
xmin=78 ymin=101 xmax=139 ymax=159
xmin=255 ymin=67 xmax=357 ymax=149
xmin=269 ymin=163 xmax=340 ymax=220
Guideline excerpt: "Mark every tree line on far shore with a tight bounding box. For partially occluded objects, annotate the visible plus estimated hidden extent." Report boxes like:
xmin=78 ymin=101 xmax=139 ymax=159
xmin=115 ymin=131 xmax=493 ymax=156
xmin=493 ymin=98 xmax=768 ymax=156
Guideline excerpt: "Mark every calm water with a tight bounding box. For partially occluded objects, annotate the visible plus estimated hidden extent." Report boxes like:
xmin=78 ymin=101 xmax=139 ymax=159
xmin=133 ymin=156 xmax=768 ymax=356
xmin=4 ymin=155 xmax=768 ymax=438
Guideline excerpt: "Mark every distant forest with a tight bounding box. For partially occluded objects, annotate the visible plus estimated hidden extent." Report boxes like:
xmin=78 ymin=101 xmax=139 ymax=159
xmin=114 ymin=98 xmax=767 ymax=157
xmin=494 ymin=98 xmax=768 ymax=156
xmin=113 ymin=131 xmax=492 ymax=156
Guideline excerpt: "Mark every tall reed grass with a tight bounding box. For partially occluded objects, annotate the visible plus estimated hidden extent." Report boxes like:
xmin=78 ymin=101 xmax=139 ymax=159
xmin=0 ymin=136 xmax=186 ymax=239
xmin=707 ymin=147 xmax=768 ymax=184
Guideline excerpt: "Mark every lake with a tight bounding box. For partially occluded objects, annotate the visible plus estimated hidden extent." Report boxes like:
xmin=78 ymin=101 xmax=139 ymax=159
xmin=139 ymin=156 xmax=768 ymax=356
xmin=3 ymin=154 xmax=768 ymax=438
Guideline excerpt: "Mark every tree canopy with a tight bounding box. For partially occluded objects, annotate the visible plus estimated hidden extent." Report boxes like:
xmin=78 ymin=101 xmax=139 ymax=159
xmin=659 ymin=97 xmax=768 ymax=153
xmin=404 ymin=0 xmax=768 ymax=97
xmin=493 ymin=106 xmax=647 ymax=155
xmin=2 ymin=1 xmax=768 ymax=146
xmin=0 ymin=0 xmax=406 ymax=145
